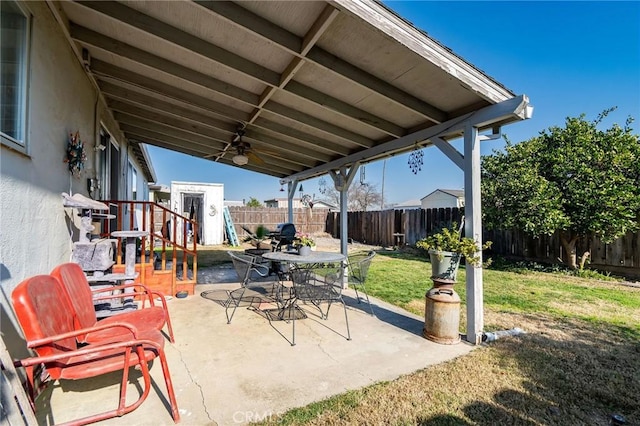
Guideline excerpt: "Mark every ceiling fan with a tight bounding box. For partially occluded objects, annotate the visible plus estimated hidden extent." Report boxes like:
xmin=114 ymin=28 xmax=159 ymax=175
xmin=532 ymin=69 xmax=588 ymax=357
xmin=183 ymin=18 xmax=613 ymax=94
xmin=230 ymin=129 xmax=264 ymax=166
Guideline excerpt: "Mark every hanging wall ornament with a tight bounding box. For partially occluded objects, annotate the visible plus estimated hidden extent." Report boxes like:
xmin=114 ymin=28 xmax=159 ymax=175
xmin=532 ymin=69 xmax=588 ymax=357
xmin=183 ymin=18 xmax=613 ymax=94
xmin=318 ymin=177 xmax=327 ymax=195
xmin=407 ymin=144 xmax=424 ymax=175
xmin=301 ymin=194 xmax=313 ymax=208
xmin=64 ymin=131 xmax=87 ymax=178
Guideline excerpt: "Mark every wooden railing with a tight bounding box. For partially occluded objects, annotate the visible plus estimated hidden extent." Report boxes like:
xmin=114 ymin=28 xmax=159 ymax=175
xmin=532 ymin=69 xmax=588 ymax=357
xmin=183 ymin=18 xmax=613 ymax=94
xmin=97 ymin=200 xmax=198 ymax=294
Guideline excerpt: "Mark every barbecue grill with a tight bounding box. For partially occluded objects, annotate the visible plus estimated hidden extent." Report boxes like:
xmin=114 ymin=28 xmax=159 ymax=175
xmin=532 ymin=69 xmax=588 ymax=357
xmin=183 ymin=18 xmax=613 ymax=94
xmin=270 ymin=223 xmax=297 ymax=251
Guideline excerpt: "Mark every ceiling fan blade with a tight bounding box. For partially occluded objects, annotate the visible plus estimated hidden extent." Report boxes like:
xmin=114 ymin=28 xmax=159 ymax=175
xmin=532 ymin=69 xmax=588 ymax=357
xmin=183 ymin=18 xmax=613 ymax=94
xmin=247 ymin=151 xmax=265 ymax=165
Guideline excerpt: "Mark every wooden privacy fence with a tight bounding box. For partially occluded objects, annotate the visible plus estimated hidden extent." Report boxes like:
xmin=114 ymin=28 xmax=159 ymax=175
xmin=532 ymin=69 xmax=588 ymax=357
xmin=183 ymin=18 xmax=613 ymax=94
xmin=227 ymin=206 xmax=327 ymax=239
xmin=485 ymin=228 xmax=640 ymax=278
xmin=227 ymin=206 xmax=639 ymax=277
xmin=326 ymin=208 xmax=463 ymax=247
xmin=326 ymin=208 xmax=640 ymax=278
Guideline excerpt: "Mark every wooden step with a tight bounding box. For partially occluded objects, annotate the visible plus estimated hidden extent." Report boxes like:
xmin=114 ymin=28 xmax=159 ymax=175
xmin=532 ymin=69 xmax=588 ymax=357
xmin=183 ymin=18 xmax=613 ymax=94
xmin=176 ymin=279 xmax=196 ymax=296
xmin=111 ymin=262 xmax=197 ymax=296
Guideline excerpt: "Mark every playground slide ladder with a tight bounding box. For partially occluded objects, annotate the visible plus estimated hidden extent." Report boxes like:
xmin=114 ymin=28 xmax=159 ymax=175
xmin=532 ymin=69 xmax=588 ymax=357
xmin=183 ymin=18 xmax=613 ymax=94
xmin=223 ymin=206 xmax=240 ymax=246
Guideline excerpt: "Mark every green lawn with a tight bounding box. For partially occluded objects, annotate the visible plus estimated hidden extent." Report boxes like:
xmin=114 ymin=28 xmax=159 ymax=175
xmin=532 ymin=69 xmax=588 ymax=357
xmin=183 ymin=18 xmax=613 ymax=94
xmin=255 ymin=250 xmax=640 ymax=425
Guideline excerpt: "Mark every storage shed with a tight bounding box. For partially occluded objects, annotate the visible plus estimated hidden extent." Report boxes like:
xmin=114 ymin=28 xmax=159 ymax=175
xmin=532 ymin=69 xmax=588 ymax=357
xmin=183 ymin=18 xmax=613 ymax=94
xmin=170 ymin=181 xmax=224 ymax=246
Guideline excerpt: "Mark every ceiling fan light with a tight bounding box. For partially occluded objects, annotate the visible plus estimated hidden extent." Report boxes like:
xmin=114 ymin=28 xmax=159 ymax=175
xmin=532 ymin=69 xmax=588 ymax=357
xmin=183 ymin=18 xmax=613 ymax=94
xmin=232 ymin=154 xmax=249 ymax=166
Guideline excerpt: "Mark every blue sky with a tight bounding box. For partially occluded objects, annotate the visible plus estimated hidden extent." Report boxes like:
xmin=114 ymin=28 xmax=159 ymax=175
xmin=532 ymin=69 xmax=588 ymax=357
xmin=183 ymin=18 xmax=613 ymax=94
xmin=147 ymin=1 xmax=640 ymax=206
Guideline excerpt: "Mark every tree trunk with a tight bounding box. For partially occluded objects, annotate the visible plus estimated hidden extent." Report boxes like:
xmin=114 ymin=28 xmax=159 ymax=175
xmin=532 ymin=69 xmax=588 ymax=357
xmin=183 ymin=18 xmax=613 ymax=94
xmin=560 ymin=233 xmax=578 ymax=270
xmin=578 ymin=251 xmax=591 ymax=271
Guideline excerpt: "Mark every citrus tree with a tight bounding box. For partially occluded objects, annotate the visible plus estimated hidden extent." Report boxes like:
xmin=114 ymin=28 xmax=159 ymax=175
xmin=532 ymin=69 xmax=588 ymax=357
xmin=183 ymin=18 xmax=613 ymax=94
xmin=482 ymin=108 xmax=640 ymax=269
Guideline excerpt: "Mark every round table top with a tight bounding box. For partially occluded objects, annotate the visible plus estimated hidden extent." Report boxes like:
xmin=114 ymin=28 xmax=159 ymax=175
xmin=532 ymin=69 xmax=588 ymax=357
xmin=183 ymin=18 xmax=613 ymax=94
xmin=111 ymin=230 xmax=149 ymax=238
xmin=262 ymin=250 xmax=345 ymax=264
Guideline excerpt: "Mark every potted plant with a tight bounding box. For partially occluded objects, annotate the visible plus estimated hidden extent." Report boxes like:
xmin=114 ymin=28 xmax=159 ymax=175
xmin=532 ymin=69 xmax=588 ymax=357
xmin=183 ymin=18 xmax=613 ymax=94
xmin=293 ymin=232 xmax=315 ymax=256
xmin=242 ymin=225 xmax=271 ymax=251
xmin=416 ymin=222 xmax=491 ymax=281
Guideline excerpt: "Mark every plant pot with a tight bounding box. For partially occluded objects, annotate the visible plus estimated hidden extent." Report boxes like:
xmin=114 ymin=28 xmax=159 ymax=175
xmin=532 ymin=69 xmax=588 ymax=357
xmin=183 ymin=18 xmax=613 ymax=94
xmin=255 ymin=241 xmax=270 ymax=250
xmin=428 ymin=250 xmax=461 ymax=281
xmin=298 ymin=245 xmax=311 ymax=256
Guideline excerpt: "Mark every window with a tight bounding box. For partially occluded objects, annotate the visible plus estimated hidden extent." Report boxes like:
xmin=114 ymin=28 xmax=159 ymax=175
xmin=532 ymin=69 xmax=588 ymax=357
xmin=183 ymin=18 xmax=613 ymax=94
xmin=1 ymin=1 xmax=30 ymax=151
xmin=131 ymin=166 xmax=137 ymax=201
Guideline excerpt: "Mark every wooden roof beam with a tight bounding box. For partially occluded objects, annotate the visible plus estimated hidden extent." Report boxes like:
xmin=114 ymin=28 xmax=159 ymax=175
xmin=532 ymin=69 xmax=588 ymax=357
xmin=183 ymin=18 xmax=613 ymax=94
xmin=73 ymin=26 xmax=376 ymax=149
xmin=334 ymin=0 xmax=515 ymax=104
xmin=76 ymin=1 xmax=280 ymax=86
xmin=244 ymin=5 xmax=339 ymax=129
xmin=283 ymin=95 xmax=530 ymax=182
xmin=251 ymin=118 xmax=351 ymax=157
xmin=95 ymin=71 xmax=348 ymax=158
xmin=74 ymin=2 xmax=402 ymax=138
xmin=92 ymin=60 xmax=250 ymax=122
xmin=127 ymin=135 xmax=290 ymax=177
xmin=110 ymin=102 xmax=234 ymax=144
xmin=101 ymin=83 xmax=237 ymax=134
xmin=194 ymin=0 xmax=447 ymax=123
xmin=71 ymin=24 xmax=258 ymax=106
xmin=115 ymin=115 xmax=228 ymax=151
xmin=114 ymin=111 xmax=319 ymax=169
xmin=122 ymin=125 xmax=301 ymax=175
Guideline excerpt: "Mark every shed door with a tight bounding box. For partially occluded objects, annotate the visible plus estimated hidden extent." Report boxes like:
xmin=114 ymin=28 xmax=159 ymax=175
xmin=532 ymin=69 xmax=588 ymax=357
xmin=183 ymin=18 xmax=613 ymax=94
xmin=182 ymin=193 xmax=204 ymax=244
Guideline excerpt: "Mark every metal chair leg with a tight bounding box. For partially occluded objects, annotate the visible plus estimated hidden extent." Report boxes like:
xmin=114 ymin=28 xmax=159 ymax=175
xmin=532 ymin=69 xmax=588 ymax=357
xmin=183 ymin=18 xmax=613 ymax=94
xmin=342 ymin=298 xmax=351 ymax=341
xmin=226 ymin=287 xmax=246 ymax=324
xmin=357 ymin=283 xmax=375 ymax=316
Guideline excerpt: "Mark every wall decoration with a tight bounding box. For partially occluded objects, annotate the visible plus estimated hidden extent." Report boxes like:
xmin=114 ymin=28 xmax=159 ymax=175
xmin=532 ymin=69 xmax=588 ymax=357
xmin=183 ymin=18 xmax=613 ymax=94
xmin=64 ymin=131 xmax=87 ymax=177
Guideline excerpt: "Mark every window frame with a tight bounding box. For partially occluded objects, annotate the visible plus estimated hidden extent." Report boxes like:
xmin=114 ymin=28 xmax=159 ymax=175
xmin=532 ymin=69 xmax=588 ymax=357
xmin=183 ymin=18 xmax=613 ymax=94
xmin=1 ymin=0 xmax=32 ymax=153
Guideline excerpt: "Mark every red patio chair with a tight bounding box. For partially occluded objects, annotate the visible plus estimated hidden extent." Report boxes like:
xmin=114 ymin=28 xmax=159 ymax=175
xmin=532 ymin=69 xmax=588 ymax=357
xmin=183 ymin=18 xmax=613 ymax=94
xmin=11 ymin=274 xmax=180 ymax=425
xmin=51 ymin=262 xmax=175 ymax=343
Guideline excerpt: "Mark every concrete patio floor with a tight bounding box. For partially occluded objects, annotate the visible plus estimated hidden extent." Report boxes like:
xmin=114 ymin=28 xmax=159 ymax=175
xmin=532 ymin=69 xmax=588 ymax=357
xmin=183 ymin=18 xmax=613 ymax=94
xmin=33 ymin=266 xmax=474 ymax=425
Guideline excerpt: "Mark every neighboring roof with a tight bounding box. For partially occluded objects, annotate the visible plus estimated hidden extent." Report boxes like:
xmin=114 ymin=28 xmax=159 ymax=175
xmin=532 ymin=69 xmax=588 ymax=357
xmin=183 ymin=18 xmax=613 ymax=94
xmin=263 ymin=198 xmax=302 ymax=203
xmin=170 ymin=181 xmax=223 ymax=188
xmin=421 ymin=189 xmax=464 ymax=200
xmin=148 ymin=183 xmax=170 ymax=193
xmin=393 ymin=199 xmax=422 ymax=209
xmin=52 ymin=1 xmax=529 ymax=184
xmin=312 ymin=200 xmax=338 ymax=209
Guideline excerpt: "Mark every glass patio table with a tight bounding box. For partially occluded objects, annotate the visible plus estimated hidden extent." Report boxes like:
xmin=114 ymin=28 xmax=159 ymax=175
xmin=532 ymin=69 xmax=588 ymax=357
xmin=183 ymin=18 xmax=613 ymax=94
xmin=261 ymin=250 xmax=348 ymax=345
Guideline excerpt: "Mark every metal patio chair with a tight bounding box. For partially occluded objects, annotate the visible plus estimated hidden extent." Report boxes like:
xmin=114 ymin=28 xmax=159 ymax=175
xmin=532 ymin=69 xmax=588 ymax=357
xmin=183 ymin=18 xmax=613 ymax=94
xmin=11 ymin=274 xmax=180 ymax=425
xmin=51 ymin=262 xmax=175 ymax=343
xmin=347 ymin=251 xmax=377 ymax=316
xmin=289 ymin=262 xmax=351 ymax=346
xmin=226 ymin=251 xmax=273 ymax=323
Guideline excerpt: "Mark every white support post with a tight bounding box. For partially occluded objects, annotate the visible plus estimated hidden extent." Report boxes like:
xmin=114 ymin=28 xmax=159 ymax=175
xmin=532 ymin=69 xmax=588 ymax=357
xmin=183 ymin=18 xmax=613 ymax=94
xmin=329 ymin=164 xmax=359 ymax=288
xmin=339 ymin=185 xmax=348 ymax=255
xmin=463 ymin=124 xmax=484 ymax=345
xmin=287 ymin=181 xmax=296 ymax=223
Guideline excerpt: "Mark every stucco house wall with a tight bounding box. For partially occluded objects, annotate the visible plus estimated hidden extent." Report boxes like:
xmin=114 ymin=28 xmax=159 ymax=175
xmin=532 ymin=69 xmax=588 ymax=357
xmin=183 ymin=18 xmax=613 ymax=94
xmin=0 ymin=2 xmax=152 ymax=356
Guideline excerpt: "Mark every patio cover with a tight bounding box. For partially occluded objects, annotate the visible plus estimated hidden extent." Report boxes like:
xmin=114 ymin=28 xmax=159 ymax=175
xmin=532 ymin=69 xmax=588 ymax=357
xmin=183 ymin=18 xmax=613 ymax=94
xmin=48 ymin=0 xmax=531 ymax=343
xmin=51 ymin=0 xmax=529 ymax=179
